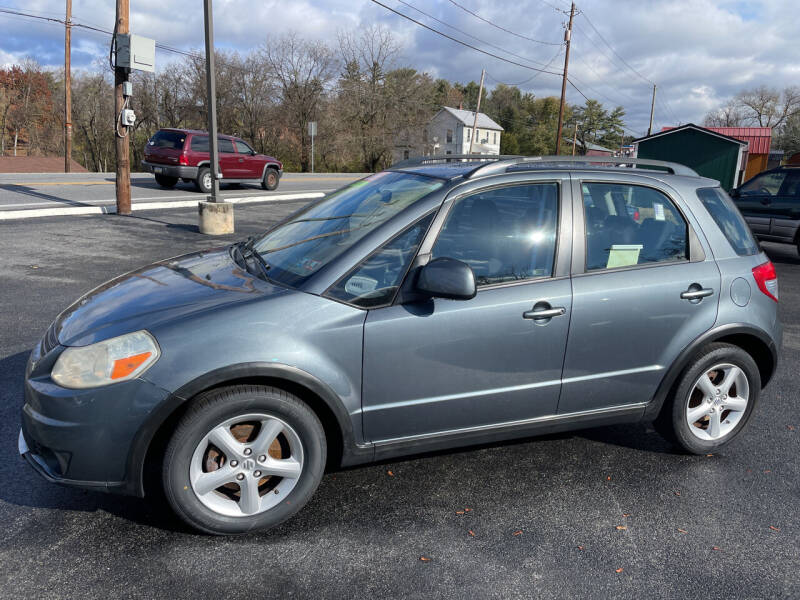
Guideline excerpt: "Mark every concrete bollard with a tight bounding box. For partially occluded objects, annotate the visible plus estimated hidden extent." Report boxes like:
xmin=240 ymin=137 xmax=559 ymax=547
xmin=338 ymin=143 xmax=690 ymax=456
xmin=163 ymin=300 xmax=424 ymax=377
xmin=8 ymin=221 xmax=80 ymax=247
xmin=198 ymin=199 xmax=234 ymax=235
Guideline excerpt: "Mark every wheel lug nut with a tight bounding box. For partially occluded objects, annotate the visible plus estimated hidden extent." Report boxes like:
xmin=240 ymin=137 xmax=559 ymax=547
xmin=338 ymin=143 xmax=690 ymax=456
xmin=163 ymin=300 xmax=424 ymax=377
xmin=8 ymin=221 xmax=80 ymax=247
xmin=243 ymin=448 xmax=252 ymax=456
xmin=253 ymin=471 xmax=262 ymax=478
xmin=230 ymin=460 xmax=238 ymax=467
xmin=236 ymin=473 xmax=245 ymax=481
xmin=258 ymin=455 xmax=267 ymax=462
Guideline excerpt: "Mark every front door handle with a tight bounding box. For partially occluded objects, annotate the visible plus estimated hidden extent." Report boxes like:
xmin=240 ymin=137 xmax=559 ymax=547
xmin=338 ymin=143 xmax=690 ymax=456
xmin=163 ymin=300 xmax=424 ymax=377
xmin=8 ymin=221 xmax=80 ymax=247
xmin=238 ymin=158 xmax=244 ymax=163
xmin=523 ymin=306 xmax=566 ymax=320
xmin=680 ymin=288 xmax=714 ymax=300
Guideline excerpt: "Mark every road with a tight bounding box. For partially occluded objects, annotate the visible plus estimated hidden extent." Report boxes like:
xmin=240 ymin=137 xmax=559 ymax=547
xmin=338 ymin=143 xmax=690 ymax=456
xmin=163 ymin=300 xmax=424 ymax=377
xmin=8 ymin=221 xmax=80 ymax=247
xmin=0 ymin=204 xmax=798 ymax=599
xmin=0 ymin=172 xmax=364 ymax=212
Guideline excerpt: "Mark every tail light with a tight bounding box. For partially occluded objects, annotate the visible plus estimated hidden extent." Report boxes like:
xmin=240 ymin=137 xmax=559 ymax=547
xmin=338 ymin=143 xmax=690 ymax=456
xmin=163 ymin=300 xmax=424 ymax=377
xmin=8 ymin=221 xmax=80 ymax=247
xmin=752 ymin=260 xmax=778 ymax=302
xmin=178 ymin=154 xmax=189 ymax=166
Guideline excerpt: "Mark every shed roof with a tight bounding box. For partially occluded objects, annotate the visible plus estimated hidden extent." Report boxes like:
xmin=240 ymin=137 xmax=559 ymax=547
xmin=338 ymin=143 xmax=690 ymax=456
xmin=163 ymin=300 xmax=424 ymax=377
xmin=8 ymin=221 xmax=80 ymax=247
xmin=661 ymin=125 xmax=771 ymax=154
xmin=438 ymin=106 xmax=504 ymax=131
xmin=634 ymin=123 xmax=747 ymax=147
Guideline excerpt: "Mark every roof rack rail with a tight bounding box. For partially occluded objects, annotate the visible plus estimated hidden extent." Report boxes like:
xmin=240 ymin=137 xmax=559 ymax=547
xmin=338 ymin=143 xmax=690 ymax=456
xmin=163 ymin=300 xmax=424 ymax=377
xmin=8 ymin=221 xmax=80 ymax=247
xmin=467 ymin=155 xmax=699 ymax=179
xmin=391 ymin=154 xmax=522 ymax=169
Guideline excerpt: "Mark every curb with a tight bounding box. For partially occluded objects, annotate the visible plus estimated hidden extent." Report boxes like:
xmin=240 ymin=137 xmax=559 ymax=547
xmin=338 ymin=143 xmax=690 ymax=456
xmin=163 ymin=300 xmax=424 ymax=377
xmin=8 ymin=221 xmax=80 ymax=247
xmin=0 ymin=192 xmax=326 ymax=221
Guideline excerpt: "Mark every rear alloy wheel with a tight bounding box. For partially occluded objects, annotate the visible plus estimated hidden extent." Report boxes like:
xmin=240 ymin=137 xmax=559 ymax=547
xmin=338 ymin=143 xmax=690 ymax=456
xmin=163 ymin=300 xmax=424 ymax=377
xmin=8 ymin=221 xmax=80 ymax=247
xmin=195 ymin=167 xmax=213 ymax=194
xmin=261 ymin=168 xmax=279 ymax=191
xmin=664 ymin=343 xmax=760 ymax=454
xmin=154 ymin=174 xmax=178 ymax=188
xmin=163 ymin=385 xmax=326 ymax=535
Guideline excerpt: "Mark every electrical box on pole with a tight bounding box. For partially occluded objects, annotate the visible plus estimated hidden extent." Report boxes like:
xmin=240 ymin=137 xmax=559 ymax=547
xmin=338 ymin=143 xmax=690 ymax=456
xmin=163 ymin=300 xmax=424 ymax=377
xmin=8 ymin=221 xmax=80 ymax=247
xmin=115 ymin=34 xmax=155 ymax=72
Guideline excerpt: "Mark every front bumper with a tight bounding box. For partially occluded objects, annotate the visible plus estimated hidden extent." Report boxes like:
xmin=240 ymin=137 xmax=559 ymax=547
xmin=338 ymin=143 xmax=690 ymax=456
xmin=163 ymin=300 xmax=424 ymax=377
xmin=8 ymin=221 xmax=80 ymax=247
xmin=20 ymin=352 xmax=172 ymax=495
xmin=141 ymin=160 xmax=198 ymax=179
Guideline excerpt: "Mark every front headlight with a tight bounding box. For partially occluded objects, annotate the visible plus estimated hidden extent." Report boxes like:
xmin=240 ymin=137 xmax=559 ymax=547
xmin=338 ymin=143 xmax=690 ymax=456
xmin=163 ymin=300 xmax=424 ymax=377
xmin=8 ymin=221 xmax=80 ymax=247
xmin=51 ymin=330 xmax=160 ymax=389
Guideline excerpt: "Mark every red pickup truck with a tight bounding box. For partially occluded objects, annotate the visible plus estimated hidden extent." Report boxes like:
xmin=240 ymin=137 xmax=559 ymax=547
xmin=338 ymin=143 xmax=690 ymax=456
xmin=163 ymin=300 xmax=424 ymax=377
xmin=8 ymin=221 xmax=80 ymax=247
xmin=142 ymin=128 xmax=283 ymax=193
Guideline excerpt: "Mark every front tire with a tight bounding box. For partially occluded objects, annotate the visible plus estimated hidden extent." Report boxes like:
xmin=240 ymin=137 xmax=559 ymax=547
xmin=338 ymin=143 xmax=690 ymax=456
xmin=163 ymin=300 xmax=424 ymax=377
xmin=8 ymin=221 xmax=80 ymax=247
xmin=261 ymin=168 xmax=279 ymax=191
xmin=155 ymin=174 xmax=178 ymax=188
xmin=662 ymin=343 xmax=760 ymax=454
xmin=163 ymin=385 xmax=326 ymax=535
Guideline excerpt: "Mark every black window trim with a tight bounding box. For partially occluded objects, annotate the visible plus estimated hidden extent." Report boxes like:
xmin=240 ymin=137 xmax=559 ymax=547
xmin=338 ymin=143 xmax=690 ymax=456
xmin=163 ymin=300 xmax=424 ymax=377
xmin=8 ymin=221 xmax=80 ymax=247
xmin=573 ymin=178 xmax=705 ymax=277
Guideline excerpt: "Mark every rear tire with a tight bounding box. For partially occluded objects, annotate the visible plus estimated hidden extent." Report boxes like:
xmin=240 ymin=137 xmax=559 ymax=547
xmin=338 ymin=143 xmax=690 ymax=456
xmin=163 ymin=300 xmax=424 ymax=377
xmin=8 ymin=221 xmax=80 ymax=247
xmin=163 ymin=385 xmax=326 ymax=535
xmin=261 ymin=168 xmax=279 ymax=191
xmin=194 ymin=167 xmax=213 ymax=194
xmin=155 ymin=174 xmax=178 ymax=188
xmin=660 ymin=343 xmax=760 ymax=454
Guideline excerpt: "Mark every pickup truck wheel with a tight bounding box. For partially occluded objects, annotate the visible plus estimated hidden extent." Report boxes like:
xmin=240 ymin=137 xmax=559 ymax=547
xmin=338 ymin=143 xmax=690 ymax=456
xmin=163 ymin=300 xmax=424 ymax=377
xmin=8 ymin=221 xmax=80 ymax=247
xmin=163 ymin=385 xmax=326 ymax=535
xmin=155 ymin=174 xmax=178 ymax=188
xmin=195 ymin=167 xmax=212 ymax=194
xmin=261 ymin=168 xmax=279 ymax=191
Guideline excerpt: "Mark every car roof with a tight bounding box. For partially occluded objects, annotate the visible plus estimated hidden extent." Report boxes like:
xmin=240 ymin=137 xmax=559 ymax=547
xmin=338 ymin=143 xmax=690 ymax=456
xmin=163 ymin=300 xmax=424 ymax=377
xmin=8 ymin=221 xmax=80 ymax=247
xmin=158 ymin=128 xmax=235 ymax=139
xmin=390 ymin=155 xmax=708 ymax=184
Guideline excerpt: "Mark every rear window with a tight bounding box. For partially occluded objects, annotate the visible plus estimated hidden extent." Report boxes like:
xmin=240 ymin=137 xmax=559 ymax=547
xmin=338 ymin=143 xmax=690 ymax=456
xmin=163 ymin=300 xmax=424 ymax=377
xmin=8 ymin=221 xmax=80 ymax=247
xmin=697 ymin=187 xmax=759 ymax=256
xmin=149 ymin=130 xmax=185 ymax=150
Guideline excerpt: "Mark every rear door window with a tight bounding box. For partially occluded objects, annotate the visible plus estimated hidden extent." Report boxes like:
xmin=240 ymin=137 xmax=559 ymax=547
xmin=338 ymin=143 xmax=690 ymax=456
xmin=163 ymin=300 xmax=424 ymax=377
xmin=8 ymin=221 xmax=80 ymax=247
xmin=582 ymin=182 xmax=688 ymax=271
xmin=219 ymin=138 xmax=235 ymax=154
xmin=697 ymin=187 xmax=759 ymax=256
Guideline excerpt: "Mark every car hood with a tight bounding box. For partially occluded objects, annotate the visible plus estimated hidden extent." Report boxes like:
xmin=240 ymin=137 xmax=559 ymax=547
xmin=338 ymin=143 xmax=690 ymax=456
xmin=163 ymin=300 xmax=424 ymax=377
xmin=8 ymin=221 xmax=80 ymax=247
xmin=52 ymin=248 xmax=292 ymax=347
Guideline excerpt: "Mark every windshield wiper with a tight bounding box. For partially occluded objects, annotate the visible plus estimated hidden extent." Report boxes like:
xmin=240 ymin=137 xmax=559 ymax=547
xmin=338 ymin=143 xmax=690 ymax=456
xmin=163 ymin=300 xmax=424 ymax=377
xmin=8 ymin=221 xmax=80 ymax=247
xmin=229 ymin=237 xmax=271 ymax=281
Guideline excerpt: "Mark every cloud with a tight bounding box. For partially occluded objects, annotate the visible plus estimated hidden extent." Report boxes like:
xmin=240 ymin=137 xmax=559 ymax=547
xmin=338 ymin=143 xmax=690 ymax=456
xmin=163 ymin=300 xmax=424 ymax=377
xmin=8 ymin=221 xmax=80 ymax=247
xmin=1 ymin=0 xmax=797 ymax=134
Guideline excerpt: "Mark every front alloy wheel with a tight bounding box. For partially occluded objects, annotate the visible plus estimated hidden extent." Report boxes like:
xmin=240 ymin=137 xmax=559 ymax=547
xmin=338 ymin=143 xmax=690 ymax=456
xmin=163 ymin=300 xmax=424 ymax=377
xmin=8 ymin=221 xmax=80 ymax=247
xmin=190 ymin=414 xmax=304 ymax=517
xmin=163 ymin=385 xmax=326 ymax=535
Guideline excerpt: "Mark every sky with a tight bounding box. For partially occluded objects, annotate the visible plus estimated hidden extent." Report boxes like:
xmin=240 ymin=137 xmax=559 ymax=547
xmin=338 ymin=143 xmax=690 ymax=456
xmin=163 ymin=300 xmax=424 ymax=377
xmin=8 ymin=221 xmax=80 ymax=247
xmin=1 ymin=0 xmax=798 ymax=136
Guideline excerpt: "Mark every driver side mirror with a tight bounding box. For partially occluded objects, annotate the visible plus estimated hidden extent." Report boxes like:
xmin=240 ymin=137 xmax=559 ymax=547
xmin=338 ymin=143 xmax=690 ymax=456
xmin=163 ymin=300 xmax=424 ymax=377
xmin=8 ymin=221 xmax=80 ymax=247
xmin=416 ymin=257 xmax=476 ymax=301
xmin=729 ymin=188 xmax=740 ymax=198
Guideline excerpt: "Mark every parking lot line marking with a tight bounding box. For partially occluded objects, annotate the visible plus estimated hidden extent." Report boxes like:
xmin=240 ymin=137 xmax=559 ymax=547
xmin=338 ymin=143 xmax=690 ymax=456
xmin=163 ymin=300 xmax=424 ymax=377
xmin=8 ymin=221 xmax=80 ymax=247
xmin=0 ymin=191 xmax=326 ymax=221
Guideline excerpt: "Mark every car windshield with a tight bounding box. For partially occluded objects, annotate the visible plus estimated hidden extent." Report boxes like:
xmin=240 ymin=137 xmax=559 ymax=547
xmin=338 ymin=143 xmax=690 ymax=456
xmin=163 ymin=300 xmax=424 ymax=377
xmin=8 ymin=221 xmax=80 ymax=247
xmin=251 ymin=171 xmax=444 ymax=288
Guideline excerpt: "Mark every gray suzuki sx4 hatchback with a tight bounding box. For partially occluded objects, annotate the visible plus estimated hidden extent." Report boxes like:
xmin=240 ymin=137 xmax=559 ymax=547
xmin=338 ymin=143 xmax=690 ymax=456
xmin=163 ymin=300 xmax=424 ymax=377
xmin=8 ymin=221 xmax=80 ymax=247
xmin=20 ymin=156 xmax=781 ymax=535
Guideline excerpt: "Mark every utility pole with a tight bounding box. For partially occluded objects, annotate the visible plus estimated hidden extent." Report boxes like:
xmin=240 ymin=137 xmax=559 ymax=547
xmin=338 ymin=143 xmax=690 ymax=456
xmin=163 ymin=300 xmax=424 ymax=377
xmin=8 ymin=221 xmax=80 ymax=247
xmin=64 ymin=0 xmax=72 ymax=173
xmin=647 ymin=84 xmax=657 ymax=136
xmin=204 ymin=0 xmax=220 ymax=202
xmin=555 ymin=2 xmax=575 ymax=155
xmin=114 ymin=0 xmax=131 ymax=214
xmin=468 ymin=68 xmax=485 ymax=155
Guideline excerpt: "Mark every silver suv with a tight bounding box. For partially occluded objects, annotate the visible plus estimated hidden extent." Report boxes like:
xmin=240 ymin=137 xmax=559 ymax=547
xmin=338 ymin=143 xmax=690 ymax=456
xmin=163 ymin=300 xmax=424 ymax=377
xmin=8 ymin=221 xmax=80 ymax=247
xmin=20 ymin=156 xmax=781 ymax=535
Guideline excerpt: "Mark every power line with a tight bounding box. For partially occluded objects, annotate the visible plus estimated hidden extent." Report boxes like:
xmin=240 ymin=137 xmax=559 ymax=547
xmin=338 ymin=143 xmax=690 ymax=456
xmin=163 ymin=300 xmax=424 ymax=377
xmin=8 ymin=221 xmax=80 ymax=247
xmin=485 ymin=46 xmax=564 ymax=87
xmin=445 ymin=0 xmax=563 ymax=46
xmin=394 ymin=0 xmax=562 ymax=70
xmin=369 ymin=0 xmax=563 ymax=75
xmin=577 ymin=12 xmax=654 ymax=86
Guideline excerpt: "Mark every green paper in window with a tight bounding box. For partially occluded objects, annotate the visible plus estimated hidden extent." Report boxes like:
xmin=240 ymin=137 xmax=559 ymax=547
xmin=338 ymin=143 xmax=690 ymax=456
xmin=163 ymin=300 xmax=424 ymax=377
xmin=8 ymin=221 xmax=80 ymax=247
xmin=606 ymin=244 xmax=643 ymax=269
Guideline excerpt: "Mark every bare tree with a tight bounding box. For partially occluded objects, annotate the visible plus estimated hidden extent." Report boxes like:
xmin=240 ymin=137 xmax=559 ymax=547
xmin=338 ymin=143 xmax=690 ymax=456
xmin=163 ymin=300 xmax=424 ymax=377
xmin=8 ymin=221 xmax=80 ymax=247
xmin=703 ymin=98 xmax=747 ymax=127
xmin=262 ymin=33 xmax=336 ymax=172
xmin=734 ymin=85 xmax=800 ymax=128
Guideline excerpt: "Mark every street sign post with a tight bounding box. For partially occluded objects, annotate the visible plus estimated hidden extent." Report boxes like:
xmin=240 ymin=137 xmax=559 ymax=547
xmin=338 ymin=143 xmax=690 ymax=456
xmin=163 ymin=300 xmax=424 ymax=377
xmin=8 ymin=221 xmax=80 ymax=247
xmin=308 ymin=121 xmax=317 ymax=174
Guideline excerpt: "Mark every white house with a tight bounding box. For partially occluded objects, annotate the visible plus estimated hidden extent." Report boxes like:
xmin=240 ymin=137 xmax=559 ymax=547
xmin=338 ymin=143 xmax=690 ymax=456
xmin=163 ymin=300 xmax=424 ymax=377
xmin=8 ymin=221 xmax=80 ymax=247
xmin=393 ymin=106 xmax=504 ymax=163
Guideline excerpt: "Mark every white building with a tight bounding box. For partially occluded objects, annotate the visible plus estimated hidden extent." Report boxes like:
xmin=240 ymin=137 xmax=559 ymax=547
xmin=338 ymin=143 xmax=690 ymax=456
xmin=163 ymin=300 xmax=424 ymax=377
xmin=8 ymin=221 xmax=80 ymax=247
xmin=393 ymin=106 xmax=504 ymax=163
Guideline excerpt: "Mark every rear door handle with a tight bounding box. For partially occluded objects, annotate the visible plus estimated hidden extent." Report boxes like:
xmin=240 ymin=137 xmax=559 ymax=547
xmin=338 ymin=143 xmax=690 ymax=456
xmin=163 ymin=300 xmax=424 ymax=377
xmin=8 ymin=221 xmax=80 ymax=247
xmin=523 ymin=307 xmax=566 ymax=319
xmin=680 ymin=288 xmax=714 ymax=300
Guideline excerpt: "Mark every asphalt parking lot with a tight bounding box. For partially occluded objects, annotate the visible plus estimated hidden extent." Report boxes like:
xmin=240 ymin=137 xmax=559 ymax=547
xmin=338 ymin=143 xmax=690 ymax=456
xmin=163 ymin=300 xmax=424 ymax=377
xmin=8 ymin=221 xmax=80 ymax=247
xmin=1 ymin=204 xmax=798 ymax=599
